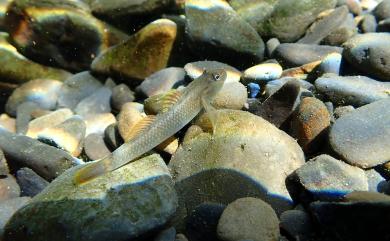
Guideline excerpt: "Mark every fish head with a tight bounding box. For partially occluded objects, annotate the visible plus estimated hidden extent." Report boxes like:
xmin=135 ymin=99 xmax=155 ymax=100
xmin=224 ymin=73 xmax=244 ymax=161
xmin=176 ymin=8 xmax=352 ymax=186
xmin=202 ymin=68 xmax=227 ymax=98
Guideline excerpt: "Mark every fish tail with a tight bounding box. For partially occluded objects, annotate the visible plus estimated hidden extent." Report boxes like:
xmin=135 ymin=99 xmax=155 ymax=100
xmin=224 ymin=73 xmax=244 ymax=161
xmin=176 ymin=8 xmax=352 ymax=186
xmin=73 ymin=156 xmax=112 ymax=185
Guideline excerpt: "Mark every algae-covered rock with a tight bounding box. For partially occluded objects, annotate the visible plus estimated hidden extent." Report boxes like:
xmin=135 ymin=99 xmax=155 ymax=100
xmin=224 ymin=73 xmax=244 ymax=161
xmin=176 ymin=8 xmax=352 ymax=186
xmin=170 ymin=109 xmax=305 ymax=228
xmin=91 ymin=19 xmax=177 ymax=86
xmin=4 ymin=154 xmax=178 ymax=241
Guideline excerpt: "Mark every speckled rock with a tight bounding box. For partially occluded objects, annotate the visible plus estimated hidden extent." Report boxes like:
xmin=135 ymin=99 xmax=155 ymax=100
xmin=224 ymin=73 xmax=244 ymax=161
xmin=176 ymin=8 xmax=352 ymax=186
xmin=0 ymin=128 xmax=74 ymax=180
xmin=84 ymin=133 xmax=111 ymax=161
xmin=0 ymin=175 xmax=20 ymax=201
xmin=110 ymin=84 xmax=135 ymax=112
xmin=242 ymin=63 xmax=283 ymax=85
xmin=315 ymin=74 xmax=390 ymax=107
xmin=217 ymin=197 xmax=280 ymax=241
xmin=84 ymin=113 xmax=116 ymax=136
xmin=329 ymin=98 xmax=390 ymax=168
xmin=75 ymin=87 xmax=112 ymax=117
xmin=57 ymin=72 xmax=103 ymax=110
xmin=91 ymin=19 xmax=177 ymax=86
xmin=184 ymin=61 xmax=242 ymax=82
xmin=170 ymin=109 xmax=305 ymax=227
xmin=4 ymin=154 xmax=177 ymax=241
xmin=185 ymin=0 xmax=264 ymax=66
xmin=26 ymin=108 xmax=73 ymax=138
xmin=229 ymin=0 xmax=337 ymax=42
xmin=272 ymin=43 xmax=342 ymax=68
xmin=0 ymin=197 xmax=31 ymax=238
xmin=333 ymin=105 xmax=355 ymax=119
xmin=37 ymin=116 xmax=86 ymax=157
xmin=16 ymin=168 xmax=49 ymax=197
xmin=343 ymin=33 xmax=390 ymax=80
xmin=138 ymin=67 xmax=186 ymax=97
xmin=5 ymin=79 xmax=63 ymax=117
xmin=291 ymin=154 xmax=368 ymax=202
xmin=373 ymin=0 xmax=390 ymax=21
xmin=291 ymin=97 xmax=331 ymax=153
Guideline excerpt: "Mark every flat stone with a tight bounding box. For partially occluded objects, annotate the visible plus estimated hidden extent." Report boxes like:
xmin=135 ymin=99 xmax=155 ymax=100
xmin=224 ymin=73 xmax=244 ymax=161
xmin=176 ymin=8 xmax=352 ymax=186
xmin=16 ymin=168 xmax=49 ymax=197
xmin=242 ymin=63 xmax=283 ymax=85
xmin=315 ymin=74 xmax=390 ymax=107
xmin=185 ymin=0 xmax=264 ymax=66
xmin=75 ymin=87 xmax=112 ymax=117
xmin=91 ymin=19 xmax=177 ymax=86
xmin=272 ymin=43 xmax=342 ymax=68
xmin=343 ymin=33 xmax=390 ymax=80
xmin=110 ymin=84 xmax=135 ymax=112
xmin=0 ymin=197 xmax=31 ymax=238
xmin=0 ymin=175 xmax=20 ymax=201
xmin=84 ymin=133 xmax=111 ymax=161
xmin=6 ymin=79 xmax=63 ymax=117
xmin=377 ymin=18 xmax=390 ymax=32
xmin=291 ymin=154 xmax=368 ymax=202
xmin=57 ymin=71 xmax=103 ymax=110
xmin=170 ymin=109 xmax=305 ymax=227
xmin=4 ymin=154 xmax=177 ymax=241
xmin=138 ymin=67 xmax=186 ymax=97
xmin=0 ymin=128 xmax=74 ymax=180
xmin=217 ymin=197 xmax=280 ymax=241
xmin=329 ymin=98 xmax=390 ymax=168
xmin=84 ymin=113 xmax=116 ymax=136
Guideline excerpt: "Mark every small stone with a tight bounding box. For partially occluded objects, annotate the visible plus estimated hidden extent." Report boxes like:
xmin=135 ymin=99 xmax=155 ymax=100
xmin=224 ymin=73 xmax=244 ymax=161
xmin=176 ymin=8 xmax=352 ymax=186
xmin=184 ymin=61 xmax=241 ymax=82
xmin=343 ymin=33 xmax=390 ymax=80
xmin=182 ymin=125 xmax=204 ymax=144
xmin=217 ymin=197 xmax=280 ymax=241
xmin=242 ymin=63 xmax=283 ymax=85
xmin=315 ymin=74 xmax=390 ymax=107
xmin=281 ymin=60 xmax=321 ymax=79
xmin=291 ymin=97 xmax=331 ymax=153
xmin=266 ymin=38 xmax=280 ymax=57
xmin=84 ymin=113 xmax=116 ymax=136
xmin=37 ymin=116 xmax=86 ymax=157
xmin=333 ymin=105 xmax=355 ymax=119
xmin=0 ymin=149 xmax=9 ymax=176
xmin=84 ymin=133 xmax=111 ymax=161
xmin=212 ymin=81 xmax=247 ymax=110
xmin=16 ymin=168 xmax=49 ymax=197
xmin=5 ymin=154 xmax=177 ymax=241
xmin=0 ymin=175 xmax=20 ymax=201
xmin=272 ymin=43 xmax=342 ymax=68
xmin=92 ymin=19 xmax=177 ymax=86
xmin=75 ymin=87 xmax=112 ymax=118
xmin=26 ymin=108 xmax=73 ymax=138
xmin=322 ymin=12 xmax=357 ymax=46
xmin=291 ymin=154 xmax=368 ymax=202
xmin=0 ymin=197 xmax=31 ymax=238
xmin=138 ymin=67 xmax=186 ymax=97
xmin=5 ymin=79 xmax=63 ymax=117
xmin=329 ymin=98 xmax=390 ymax=168
xmin=57 ymin=71 xmax=103 ymax=110
xmin=280 ymin=210 xmax=315 ymax=241
xmin=0 ymin=114 xmax=15 ymax=133
xmin=317 ymin=52 xmax=342 ymax=75
xmin=15 ymin=102 xmax=40 ymax=134
xmin=361 ymin=0 xmax=381 ymax=11
xmin=373 ymin=0 xmax=390 ymax=21
xmin=185 ymin=0 xmax=264 ymax=66
xmin=111 ymin=84 xmax=135 ymax=112
xmin=104 ymin=124 xmax=123 ymax=151
xmin=358 ymin=14 xmax=377 ymax=33
xmin=377 ymin=18 xmax=390 ymax=32
xmin=154 ymin=227 xmax=176 ymax=241
xmin=247 ymin=83 xmax=261 ymax=98
xmin=365 ymin=169 xmax=386 ymax=192
xmin=0 ymin=128 xmax=74 ymax=180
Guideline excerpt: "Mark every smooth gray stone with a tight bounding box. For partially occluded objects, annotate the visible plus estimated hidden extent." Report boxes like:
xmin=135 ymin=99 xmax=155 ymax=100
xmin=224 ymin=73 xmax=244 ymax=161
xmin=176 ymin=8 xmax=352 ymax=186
xmin=57 ymin=71 xmax=103 ymax=110
xmin=373 ymin=0 xmax=390 ymax=21
xmin=15 ymin=102 xmax=39 ymax=134
xmin=315 ymin=74 xmax=390 ymax=107
xmin=75 ymin=87 xmax=112 ymax=117
xmin=0 ymin=197 xmax=31 ymax=238
xmin=84 ymin=133 xmax=111 ymax=161
xmin=266 ymin=38 xmax=280 ymax=57
xmin=334 ymin=105 xmax=355 ymax=119
xmin=111 ymin=84 xmax=135 ymax=112
xmin=329 ymin=99 xmax=390 ymax=168
xmin=103 ymin=124 xmax=123 ymax=151
xmin=272 ymin=43 xmax=342 ymax=68
xmin=0 ymin=128 xmax=74 ymax=181
xmin=377 ymin=18 xmax=390 ymax=32
xmin=280 ymin=210 xmax=314 ymax=241
xmin=16 ymin=168 xmax=49 ymax=197
xmin=359 ymin=14 xmax=377 ymax=33
xmin=322 ymin=12 xmax=356 ymax=46
xmin=264 ymin=77 xmax=314 ymax=97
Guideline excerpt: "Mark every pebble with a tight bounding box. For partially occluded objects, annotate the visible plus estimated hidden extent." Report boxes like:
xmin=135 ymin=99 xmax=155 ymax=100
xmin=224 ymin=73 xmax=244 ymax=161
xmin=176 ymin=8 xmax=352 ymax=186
xmin=291 ymin=97 xmax=331 ymax=152
xmin=281 ymin=60 xmax=321 ymax=79
xmin=0 ymin=175 xmax=20 ymax=201
xmin=242 ymin=63 xmax=283 ymax=85
xmin=84 ymin=133 xmax=111 ymax=161
xmin=272 ymin=43 xmax=342 ymax=68
xmin=377 ymin=18 xmax=390 ymax=32
xmin=247 ymin=83 xmax=260 ymax=98
xmin=154 ymin=227 xmax=176 ymax=241
xmin=317 ymin=52 xmax=343 ymax=75
xmin=333 ymin=105 xmax=355 ymax=119
xmin=57 ymin=71 xmax=103 ymax=110
xmin=266 ymin=38 xmax=280 ymax=57
xmin=0 ymin=197 xmax=31 ymax=238
xmin=373 ymin=0 xmax=390 ymax=21
xmin=358 ymin=14 xmax=377 ymax=33
xmin=0 ymin=114 xmax=15 ymax=133
xmin=217 ymin=197 xmax=280 ymax=241
xmin=322 ymin=12 xmax=356 ymax=46
xmin=92 ymin=19 xmax=177 ymax=85
xmin=315 ymin=74 xmax=390 ymax=107
xmin=185 ymin=0 xmax=264 ymax=66
xmin=280 ymin=210 xmax=315 ymax=241
xmin=184 ymin=61 xmax=242 ymax=82
xmin=138 ymin=67 xmax=186 ymax=97
xmin=212 ymin=81 xmax=248 ymax=110
xmin=15 ymin=102 xmax=39 ymax=134
xmin=16 ymin=168 xmax=49 ymax=197
xmin=37 ymin=116 xmax=86 ymax=157
xmin=329 ymin=98 xmax=390 ymax=168
xmin=343 ymin=33 xmax=390 ymax=80
xmin=0 ymin=149 xmax=9 ymax=176
xmin=26 ymin=108 xmax=73 ymax=138
xmin=75 ymin=87 xmax=112 ymax=118
xmin=104 ymin=124 xmax=123 ymax=150
xmin=291 ymin=154 xmax=368 ymax=202
xmin=5 ymin=79 xmax=63 ymax=117
xmin=84 ymin=113 xmax=116 ymax=136
xmin=0 ymin=128 xmax=74 ymax=180
xmin=110 ymin=84 xmax=135 ymax=112
xmin=365 ymin=169 xmax=386 ymax=192
xmin=4 ymin=154 xmax=177 ymax=241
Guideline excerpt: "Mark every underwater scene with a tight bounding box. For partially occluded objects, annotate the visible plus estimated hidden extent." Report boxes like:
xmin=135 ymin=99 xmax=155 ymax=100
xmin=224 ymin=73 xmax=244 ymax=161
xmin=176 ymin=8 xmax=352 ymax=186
xmin=0 ymin=0 xmax=389 ymax=240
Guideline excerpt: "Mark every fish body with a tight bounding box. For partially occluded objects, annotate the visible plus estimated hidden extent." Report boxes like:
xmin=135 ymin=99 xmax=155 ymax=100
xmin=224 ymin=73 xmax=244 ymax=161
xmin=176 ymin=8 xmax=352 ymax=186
xmin=74 ymin=69 xmax=227 ymax=184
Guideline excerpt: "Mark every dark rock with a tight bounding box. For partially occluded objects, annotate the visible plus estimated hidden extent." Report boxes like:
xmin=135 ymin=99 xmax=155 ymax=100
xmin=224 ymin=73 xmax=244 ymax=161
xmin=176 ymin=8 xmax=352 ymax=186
xmin=185 ymin=0 xmax=264 ymax=66
xmin=280 ymin=210 xmax=315 ymax=241
xmin=154 ymin=227 xmax=176 ymax=241
xmin=247 ymin=83 xmax=261 ymax=98
xmin=272 ymin=43 xmax=342 ymax=68
xmin=16 ymin=168 xmax=49 ymax=197
xmin=104 ymin=124 xmax=123 ymax=151
xmin=175 ymin=234 xmax=188 ymax=241
xmin=75 ymin=87 xmax=112 ymax=117
xmin=84 ymin=133 xmax=111 ymax=161
xmin=322 ymin=12 xmax=357 ymax=46
xmin=315 ymin=74 xmax=390 ymax=107
xmin=110 ymin=84 xmax=135 ymax=112
xmin=264 ymin=77 xmax=314 ymax=98
xmin=0 ymin=149 xmax=9 ymax=176
xmin=343 ymin=33 xmax=390 ymax=80
xmin=0 ymin=197 xmax=31 ymax=238
xmin=0 ymin=175 xmax=20 ymax=201
xmin=358 ymin=14 xmax=377 ymax=33
xmin=377 ymin=18 xmax=390 ymax=32
xmin=329 ymin=99 xmax=390 ymax=168
xmin=186 ymin=203 xmax=225 ymax=241
xmin=0 ymin=128 xmax=74 ymax=181
xmin=217 ymin=197 xmax=280 ymax=241
xmin=373 ymin=0 xmax=390 ymax=21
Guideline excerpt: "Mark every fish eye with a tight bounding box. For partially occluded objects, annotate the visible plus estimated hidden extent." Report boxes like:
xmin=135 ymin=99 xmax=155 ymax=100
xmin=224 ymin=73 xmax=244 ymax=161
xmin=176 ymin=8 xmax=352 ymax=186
xmin=213 ymin=74 xmax=221 ymax=81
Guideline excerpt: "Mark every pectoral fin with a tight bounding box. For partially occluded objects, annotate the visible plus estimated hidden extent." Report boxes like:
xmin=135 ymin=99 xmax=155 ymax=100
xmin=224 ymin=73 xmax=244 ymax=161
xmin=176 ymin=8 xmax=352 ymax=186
xmin=144 ymin=90 xmax=182 ymax=114
xmin=201 ymin=95 xmax=218 ymax=134
xmin=126 ymin=115 xmax=156 ymax=142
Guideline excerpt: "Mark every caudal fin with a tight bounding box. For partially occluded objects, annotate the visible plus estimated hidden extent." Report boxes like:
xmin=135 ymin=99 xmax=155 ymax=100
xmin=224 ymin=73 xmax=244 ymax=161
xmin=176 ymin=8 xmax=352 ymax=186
xmin=73 ymin=157 xmax=112 ymax=185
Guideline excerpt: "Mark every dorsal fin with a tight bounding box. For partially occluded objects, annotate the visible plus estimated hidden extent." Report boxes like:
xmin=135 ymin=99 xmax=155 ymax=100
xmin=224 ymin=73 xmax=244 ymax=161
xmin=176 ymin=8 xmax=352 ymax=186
xmin=144 ymin=89 xmax=182 ymax=115
xmin=126 ymin=115 xmax=156 ymax=142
